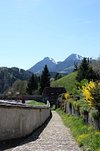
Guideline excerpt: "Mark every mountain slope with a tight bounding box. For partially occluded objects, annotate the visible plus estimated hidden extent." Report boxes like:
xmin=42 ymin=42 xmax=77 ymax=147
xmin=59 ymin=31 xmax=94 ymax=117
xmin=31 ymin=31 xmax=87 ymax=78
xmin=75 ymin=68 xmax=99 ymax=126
xmin=55 ymin=54 xmax=82 ymax=73
xmin=0 ymin=67 xmax=32 ymax=94
xmin=51 ymin=71 xmax=77 ymax=93
xmin=29 ymin=57 xmax=57 ymax=73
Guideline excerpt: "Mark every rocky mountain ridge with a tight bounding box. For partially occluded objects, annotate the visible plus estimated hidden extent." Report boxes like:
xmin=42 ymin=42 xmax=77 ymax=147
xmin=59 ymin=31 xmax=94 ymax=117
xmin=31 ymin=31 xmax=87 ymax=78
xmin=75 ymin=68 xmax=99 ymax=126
xmin=29 ymin=53 xmax=83 ymax=74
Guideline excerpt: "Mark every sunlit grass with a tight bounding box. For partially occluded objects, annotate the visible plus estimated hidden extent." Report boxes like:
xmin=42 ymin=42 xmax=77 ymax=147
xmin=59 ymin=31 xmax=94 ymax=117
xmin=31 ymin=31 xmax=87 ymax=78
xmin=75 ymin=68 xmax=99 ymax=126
xmin=51 ymin=72 xmax=77 ymax=93
xmin=56 ymin=108 xmax=100 ymax=151
xmin=27 ymin=100 xmax=45 ymax=106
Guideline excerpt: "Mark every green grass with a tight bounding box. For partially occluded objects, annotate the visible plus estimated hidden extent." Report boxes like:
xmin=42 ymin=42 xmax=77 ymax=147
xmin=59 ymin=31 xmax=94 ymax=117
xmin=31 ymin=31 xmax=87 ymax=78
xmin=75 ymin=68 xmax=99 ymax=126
xmin=51 ymin=72 xmax=77 ymax=93
xmin=56 ymin=108 xmax=100 ymax=151
xmin=27 ymin=100 xmax=45 ymax=106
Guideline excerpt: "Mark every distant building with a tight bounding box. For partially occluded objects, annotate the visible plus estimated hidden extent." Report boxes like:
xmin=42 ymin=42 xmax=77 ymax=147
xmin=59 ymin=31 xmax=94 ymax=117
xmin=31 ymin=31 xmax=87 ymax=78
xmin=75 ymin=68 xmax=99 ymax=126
xmin=42 ymin=87 xmax=66 ymax=107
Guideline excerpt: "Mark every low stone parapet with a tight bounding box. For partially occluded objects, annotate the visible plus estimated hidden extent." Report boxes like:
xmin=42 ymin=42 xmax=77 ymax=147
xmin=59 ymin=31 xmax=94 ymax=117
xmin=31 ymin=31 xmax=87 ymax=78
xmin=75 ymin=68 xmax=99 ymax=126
xmin=0 ymin=103 xmax=50 ymax=141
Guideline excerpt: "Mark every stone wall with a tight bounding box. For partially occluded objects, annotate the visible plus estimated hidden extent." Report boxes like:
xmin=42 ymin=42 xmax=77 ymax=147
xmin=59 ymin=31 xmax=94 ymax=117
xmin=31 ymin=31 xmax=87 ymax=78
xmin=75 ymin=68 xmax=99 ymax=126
xmin=0 ymin=103 xmax=50 ymax=141
xmin=60 ymin=99 xmax=100 ymax=130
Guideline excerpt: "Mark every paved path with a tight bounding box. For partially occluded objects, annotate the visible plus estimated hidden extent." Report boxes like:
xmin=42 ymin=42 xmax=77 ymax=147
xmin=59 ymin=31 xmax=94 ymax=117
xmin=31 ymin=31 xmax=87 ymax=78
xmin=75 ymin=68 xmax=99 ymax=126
xmin=5 ymin=111 xmax=81 ymax=151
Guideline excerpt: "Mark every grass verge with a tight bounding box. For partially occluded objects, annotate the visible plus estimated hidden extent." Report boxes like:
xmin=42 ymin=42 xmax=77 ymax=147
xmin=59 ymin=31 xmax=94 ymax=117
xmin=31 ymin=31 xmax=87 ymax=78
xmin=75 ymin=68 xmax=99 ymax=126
xmin=27 ymin=100 xmax=45 ymax=106
xmin=56 ymin=108 xmax=100 ymax=151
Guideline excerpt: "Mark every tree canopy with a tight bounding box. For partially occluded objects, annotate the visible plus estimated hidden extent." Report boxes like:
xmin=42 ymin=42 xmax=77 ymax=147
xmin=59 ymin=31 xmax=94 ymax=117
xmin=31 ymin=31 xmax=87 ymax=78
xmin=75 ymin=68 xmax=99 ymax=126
xmin=76 ymin=58 xmax=97 ymax=82
xmin=26 ymin=74 xmax=38 ymax=95
xmin=39 ymin=65 xmax=50 ymax=94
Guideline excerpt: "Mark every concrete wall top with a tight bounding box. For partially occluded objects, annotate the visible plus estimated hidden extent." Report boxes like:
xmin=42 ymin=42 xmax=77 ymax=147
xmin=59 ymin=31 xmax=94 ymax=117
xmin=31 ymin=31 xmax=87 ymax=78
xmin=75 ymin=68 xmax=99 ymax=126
xmin=0 ymin=103 xmax=49 ymax=109
xmin=0 ymin=102 xmax=50 ymax=141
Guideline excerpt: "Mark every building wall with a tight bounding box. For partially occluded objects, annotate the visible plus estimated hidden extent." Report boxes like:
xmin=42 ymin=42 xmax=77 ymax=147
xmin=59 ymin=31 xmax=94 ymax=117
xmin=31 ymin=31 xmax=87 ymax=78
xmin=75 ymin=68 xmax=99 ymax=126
xmin=0 ymin=104 xmax=50 ymax=141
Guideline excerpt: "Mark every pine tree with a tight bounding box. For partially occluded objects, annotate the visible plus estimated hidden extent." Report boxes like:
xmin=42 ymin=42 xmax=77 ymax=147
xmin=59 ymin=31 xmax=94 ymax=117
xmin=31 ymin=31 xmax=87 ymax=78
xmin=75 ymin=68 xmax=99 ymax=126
xmin=76 ymin=58 xmax=96 ymax=82
xmin=26 ymin=74 xmax=38 ymax=95
xmin=39 ymin=65 xmax=50 ymax=94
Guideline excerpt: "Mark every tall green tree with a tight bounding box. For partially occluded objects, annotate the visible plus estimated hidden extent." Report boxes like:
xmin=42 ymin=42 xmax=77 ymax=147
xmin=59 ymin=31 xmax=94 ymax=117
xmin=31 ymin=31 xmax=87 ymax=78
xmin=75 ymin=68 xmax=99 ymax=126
xmin=76 ymin=58 xmax=96 ymax=82
xmin=27 ymin=74 xmax=38 ymax=95
xmin=39 ymin=65 xmax=50 ymax=94
xmin=93 ymin=57 xmax=100 ymax=80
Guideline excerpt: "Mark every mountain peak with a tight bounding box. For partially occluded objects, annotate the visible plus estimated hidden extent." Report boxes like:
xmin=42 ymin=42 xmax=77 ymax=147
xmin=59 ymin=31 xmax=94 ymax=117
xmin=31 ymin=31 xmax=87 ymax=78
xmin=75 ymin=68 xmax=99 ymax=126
xmin=43 ymin=57 xmax=50 ymax=60
xmin=29 ymin=57 xmax=57 ymax=73
xmin=43 ymin=57 xmax=57 ymax=64
xmin=65 ymin=53 xmax=83 ymax=61
xmin=28 ymin=53 xmax=83 ymax=74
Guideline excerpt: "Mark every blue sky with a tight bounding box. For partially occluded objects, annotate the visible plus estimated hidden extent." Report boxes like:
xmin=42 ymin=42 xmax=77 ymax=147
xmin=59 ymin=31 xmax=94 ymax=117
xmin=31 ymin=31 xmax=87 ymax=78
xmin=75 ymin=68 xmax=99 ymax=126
xmin=0 ymin=0 xmax=100 ymax=69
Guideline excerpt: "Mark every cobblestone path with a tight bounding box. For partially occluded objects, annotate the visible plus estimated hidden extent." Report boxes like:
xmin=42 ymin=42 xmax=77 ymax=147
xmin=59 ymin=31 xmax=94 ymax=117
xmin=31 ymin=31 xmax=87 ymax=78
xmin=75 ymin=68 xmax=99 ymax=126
xmin=5 ymin=111 xmax=81 ymax=151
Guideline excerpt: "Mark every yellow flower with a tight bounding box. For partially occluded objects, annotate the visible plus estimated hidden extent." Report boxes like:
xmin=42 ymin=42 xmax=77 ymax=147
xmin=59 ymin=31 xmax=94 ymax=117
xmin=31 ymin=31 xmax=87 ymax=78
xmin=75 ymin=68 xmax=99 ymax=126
xmin=64 ymin=92 xmax=70 ymax=100
xmin=82 ymin=81 xmax=95 ymax=106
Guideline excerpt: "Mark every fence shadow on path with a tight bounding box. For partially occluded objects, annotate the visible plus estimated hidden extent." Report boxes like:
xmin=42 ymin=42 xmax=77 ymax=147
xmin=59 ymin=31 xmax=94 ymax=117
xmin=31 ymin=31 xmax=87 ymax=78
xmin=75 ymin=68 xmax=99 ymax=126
xmin=0 ymin=112 xmax=52 ymax=151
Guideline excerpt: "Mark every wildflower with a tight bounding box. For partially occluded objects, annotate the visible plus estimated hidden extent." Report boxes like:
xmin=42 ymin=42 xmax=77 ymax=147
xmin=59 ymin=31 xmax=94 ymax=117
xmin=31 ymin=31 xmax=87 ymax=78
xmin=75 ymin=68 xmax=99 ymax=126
xmin=82 ymin=81 xmax=95 ymax=106
xmin=64 ymin=92 xmax=70 ymax=100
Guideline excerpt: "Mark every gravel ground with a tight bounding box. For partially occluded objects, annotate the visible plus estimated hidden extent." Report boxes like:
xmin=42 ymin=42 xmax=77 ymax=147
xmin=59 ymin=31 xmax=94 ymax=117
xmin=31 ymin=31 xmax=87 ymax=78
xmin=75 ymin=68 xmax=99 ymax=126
xmin=2 ymin=111 xmax=81 ymax=151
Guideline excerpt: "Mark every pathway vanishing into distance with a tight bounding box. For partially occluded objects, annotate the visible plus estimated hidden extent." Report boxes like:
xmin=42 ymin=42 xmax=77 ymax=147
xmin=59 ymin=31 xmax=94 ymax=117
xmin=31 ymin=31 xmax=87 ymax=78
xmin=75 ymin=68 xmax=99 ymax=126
xmin=4 ymin=111 xmax=81 ymax=151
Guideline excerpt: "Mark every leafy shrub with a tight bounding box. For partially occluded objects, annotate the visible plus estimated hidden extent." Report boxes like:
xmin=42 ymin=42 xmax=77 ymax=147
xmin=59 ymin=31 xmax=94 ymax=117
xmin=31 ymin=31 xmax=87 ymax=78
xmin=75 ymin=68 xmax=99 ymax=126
xmin=90 ymin=82 xmax=100 ymax=111
xmin=90 ymin=108 xmax=100 ymax=119
xmin=82 ymin=81 xmax=95 ymax=106
xmin=82 ymin=81 xmax=100 ymax=111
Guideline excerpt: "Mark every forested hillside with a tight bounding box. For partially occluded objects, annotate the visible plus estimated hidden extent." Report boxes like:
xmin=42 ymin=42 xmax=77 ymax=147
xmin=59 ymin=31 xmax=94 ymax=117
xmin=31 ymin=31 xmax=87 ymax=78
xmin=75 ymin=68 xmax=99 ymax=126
xmin=0 ymin=67 xmax=32 ymax=94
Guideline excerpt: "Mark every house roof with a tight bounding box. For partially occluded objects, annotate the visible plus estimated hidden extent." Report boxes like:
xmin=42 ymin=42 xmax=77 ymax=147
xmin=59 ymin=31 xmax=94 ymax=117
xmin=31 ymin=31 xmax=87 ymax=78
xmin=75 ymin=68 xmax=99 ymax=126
xmin=43 ymin=87 xmax=66 ymax=96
